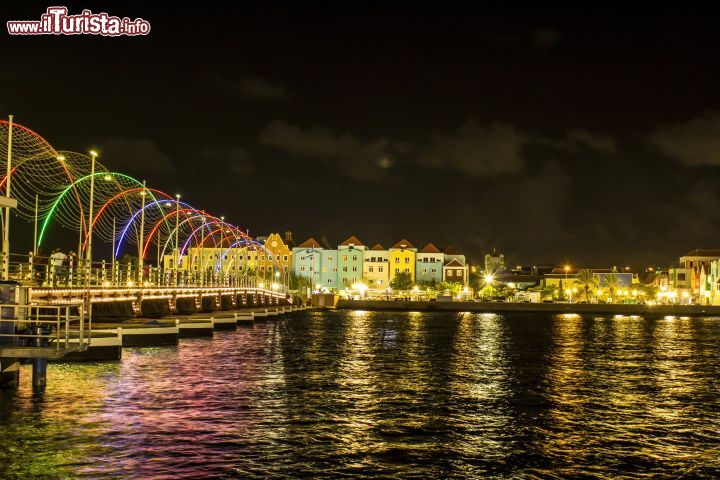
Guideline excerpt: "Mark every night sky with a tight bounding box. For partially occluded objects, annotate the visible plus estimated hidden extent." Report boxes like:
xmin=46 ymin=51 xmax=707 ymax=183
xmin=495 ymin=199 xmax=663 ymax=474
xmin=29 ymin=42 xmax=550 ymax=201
xmin=2 ymin=3 xmax=720 ymax=268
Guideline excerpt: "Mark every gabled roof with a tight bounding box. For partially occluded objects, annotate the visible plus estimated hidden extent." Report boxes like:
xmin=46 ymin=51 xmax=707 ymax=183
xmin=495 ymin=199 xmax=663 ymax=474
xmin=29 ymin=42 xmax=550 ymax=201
xmin=444 ymin=259 xmax=465 ymax=268
xmin=391 ymin=239 xmax=415 ymax=249
xmin=371 ymin=243 xmax=386 ymax=251
xmin=419 ymin=243 xmax=441 ymax=254
xmin=298 ymin=237 xmax=322 ymax=249
xmin=339 ymin=235 xmax=364 ymax=247
xmin=443 ymin=245 xmax=461 ymax=255
xmin=683 ymin=249 xmax=720 ymax=258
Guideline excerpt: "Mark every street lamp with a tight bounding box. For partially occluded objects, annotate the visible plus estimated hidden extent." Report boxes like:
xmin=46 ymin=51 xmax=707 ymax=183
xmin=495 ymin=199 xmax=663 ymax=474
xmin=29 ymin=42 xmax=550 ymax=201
xmin=134 ymin=184 xmax=147 ymax=283
xmin=174 ymin=194 xmax=180 ymax=282
xmin=86 ymin=150 xmax=98 ymax=285
xmin=2 ymin=115 xmax=13 ymax=281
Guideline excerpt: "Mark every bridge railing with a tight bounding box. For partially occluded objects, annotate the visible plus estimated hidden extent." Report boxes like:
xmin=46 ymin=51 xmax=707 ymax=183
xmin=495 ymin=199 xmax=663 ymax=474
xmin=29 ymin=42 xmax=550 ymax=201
xmin=1 ymin=252 xmax=287 ymax=293
xmin=0 ymin=303 xmax=88 ymax=358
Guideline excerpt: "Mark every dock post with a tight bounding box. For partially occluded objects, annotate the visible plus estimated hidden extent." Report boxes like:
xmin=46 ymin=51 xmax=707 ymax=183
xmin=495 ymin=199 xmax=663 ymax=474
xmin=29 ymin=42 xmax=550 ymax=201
xmin=32 ymin=323 xmax=50 ymax=392
xmin=32 ymin=358 xmax=47 ymax=391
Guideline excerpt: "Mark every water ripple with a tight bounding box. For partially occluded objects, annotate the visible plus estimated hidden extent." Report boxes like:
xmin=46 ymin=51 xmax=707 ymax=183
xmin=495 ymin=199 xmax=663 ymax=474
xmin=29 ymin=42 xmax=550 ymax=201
xmin=0 ymin=311 xmax=719 ymax=478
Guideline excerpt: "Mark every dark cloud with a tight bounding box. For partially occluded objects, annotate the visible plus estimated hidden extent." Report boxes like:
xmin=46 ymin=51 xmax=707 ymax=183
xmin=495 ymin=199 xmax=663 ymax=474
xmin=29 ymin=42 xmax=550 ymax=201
xmin=649 ymin=111 xmax=720 ymax=166
xmin=543 ymin=129 xmax=617 ymax=154
xmin=100 ymin=137 xmax=174 ymax=174
xmin=202 ymin=146 xmax=257 ymax=176
xmin=664 ymin=181 xmax=720 ymax=239
xmin=210 ymin=73 xmax=287 ymax=99
xmin=259 ymin=120 xmax=391 ymax=182
xmin=484 ymin=159 xmax=570 ymax=239
xmin=564 ymin=129 xmax=616 ymax=153
xmin=417 ymin=119 xmax=529 ymax=177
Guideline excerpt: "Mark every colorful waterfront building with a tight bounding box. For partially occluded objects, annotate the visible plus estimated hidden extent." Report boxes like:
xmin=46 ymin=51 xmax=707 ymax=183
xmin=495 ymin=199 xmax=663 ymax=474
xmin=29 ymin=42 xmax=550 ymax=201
xmin=263 ymin=233 xmax=292 ymax=272
xmin=320 ymin=248 xmax=339 ymax=289
xmin=389 ymin=239 xmax=417 ymax=282
xmin=292 ymin=237 xmax=323 ymax=287
xmin=669 ymin=249 xmax=720 ymax=301
xmin=363 ymin=243 xmax=389 ymax=289
xmin=337 ymin=236 xmax=366 ymax=288
xmin=416 ymin=243 xmax=444 ymax=285
xmin=443 ymin=259 xmax=468 ymax=285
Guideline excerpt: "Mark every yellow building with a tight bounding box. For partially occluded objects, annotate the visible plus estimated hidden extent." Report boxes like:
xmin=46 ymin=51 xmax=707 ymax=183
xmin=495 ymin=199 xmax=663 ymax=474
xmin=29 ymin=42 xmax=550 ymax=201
xmin=162 ymin=244 xmax=280 ymax=276
xmin=263 ymin=233 xmax=292 ymax=272
xmin=389 ymin=239 xmax=417 ymax=283
xmin=363 ymin=243 xmax=390 ymax=289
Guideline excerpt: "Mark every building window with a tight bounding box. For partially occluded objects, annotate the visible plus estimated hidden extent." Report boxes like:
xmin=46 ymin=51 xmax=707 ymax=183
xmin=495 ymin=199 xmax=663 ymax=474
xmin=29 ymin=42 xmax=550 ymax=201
xmin=379 ymin=267 xmax=383 ymax=272
xmin=395 ymin=268 xmax=399 ymax=273
xmin=395 ymin=258 xmax=399 ymax=264
xmin=322 ymin=267 xmax=327 ymax=272
xmin=343 ymin=267 xmax=348 ymax=272
xmin=342 ymin=255 xmax=348 ymax=262
xmin=283 ymin=255 xmax=288 ymax=261
xmin=328 ymin=257 xmax=333 ymax=261
xmin=432 ymin=269 xmax=436 ymax=273
xmin=369 ymin=266 xmax=374 ymax=272
xmin=404 ymin=268 xmax=410 ymax=273
xmin=423 ymin=269 xmax=427 ymax=274
xmin=352 ymin=267 xmax=357 ymax=272
xmin=353 ymin=255 xmax=358 ymax=261
xmin=405 ymin=257 xmax=410 ymax=264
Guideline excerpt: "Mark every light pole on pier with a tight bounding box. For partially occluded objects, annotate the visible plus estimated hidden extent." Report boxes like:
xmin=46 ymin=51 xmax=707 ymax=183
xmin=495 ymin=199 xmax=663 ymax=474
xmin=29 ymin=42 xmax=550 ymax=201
xmin=33 ymin=194 xmax=38 ymax=256
xmin=86 ymin=150 xmax=98 ymax=285
xmin=220 ymin=216 xmax=225 ymax=283
xmin=174 ymin=194 xmax=180 ymax=282
xmin=111 ymin=216 xmax=116 ymax=284
xmin=138 ymin=181 xmax=147 ymax=282
xmin=2 ymin=115 xmax=13 ymax=280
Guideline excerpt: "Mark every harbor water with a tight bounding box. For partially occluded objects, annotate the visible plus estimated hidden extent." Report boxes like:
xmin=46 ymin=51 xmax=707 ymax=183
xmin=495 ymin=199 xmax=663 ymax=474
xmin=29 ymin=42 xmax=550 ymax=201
xmin=1 ymin=310 xmax=719 ymax=478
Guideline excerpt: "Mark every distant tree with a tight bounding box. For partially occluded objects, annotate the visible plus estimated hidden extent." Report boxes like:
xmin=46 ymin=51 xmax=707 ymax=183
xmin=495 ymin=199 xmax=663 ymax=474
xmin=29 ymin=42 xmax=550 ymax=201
xmin=289 ymin=271 xmax=311 ymax=291
xmin=390 ymin=272 xmax=414 ymax=291
xmin=603 ymin=273 xmax=619 ymax=302
xmin=631 ymin=283 xmax=657 ymax=302
xmin=537 ymin=285 xmax=557 ymax=300
xmin=481 ymin=285 xmax=501 ymax=300
xmin=469 ymin=271 xmax=482 ymax=291
xmin=576 ymin=269 xmax=598 ymax=303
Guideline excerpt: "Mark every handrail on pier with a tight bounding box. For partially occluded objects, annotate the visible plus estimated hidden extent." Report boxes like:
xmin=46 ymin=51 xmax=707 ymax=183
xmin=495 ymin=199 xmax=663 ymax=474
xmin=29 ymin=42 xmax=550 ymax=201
xmin=0 ymin=303 xmax=89 ymax=359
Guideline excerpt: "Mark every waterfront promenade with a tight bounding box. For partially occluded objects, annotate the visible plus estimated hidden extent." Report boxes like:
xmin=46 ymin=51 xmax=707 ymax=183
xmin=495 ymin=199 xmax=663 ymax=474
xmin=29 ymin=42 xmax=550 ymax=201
xmin=336 ymin=299 xmax=720 ymax=318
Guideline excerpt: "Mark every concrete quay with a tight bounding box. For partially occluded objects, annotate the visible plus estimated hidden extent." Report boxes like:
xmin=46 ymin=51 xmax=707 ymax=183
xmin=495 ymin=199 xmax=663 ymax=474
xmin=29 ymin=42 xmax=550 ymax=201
xmin=335 ymin=299 xmax=720 ymax=318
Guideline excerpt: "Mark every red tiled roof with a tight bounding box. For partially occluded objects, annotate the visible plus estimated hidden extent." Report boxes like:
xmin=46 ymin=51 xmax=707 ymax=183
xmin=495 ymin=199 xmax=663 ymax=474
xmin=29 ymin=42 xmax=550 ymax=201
xmin=443 ymin=245 xmax=461 ymax=255
xmin=370 ymin=243 xmax=385 ymax=251
xmin=419 ymin=243 xmax=441 ymax=254
xmin=339 ymin=235 xmax=364 ymax=247
xmin=391 ymin=239 xmax=415 ymax=249
xmin=298 ymin=237 xmax=322 ymax=248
